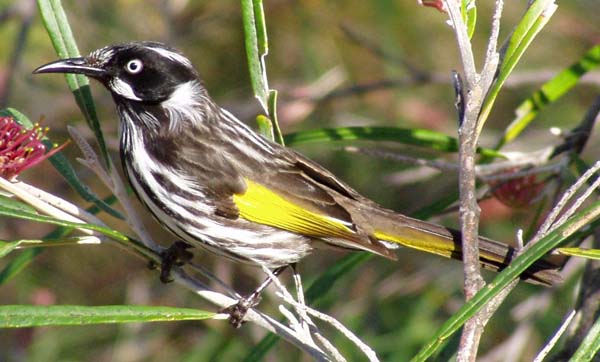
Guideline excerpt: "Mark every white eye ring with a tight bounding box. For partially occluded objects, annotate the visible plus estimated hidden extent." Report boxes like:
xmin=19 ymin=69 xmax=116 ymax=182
xmin=125 ymin=59 xmax=143 ymax=74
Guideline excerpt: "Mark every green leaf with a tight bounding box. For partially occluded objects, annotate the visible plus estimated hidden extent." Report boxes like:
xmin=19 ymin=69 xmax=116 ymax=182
xmin=555 ymin=247 xmax=600 ymax=261
xmin=0 ymin=194 xmax=38 ymax=214
xmin=241 ymin=0 xmax=269 ymax=111
xmin=570 ymin=313 xmax=600 ymax=361
xmin=0 ymin=227 xmax=68 ymax=285
xmin=267 ymin=90 xmax=284 ymax=145
xmin=497 ymin=44 xmax=600 ymax=148
xmin=479 ymin=0 xmax=557 ymax=132
xmin=0 ymin=237 xmax=103 ymax=258
xmin=0 ymin=248 xmax=44 ymax=285
xmin=411 ymin=200 xmax=600 ymax=361
xmin=0 ymin=107 xmax=34 ymax=128
xmin=0 ymin=240 xmax=24 ymax=258
xmin=0 ymin=305 xmax=214 ymax=328
xmin=0 ymin=205 xmax=128 ymax=242
xmin=36 ymin=0 xmax=110 ymax=166
xmin=0 ymin=238 xmax=71 ymax=258
xmin=461 ymin=0 xmax=477 ymax=39
xmin=256 ymin=115 xmax=275 ymax=141
xmin=283 ymin=126 xmax=504 ymax=158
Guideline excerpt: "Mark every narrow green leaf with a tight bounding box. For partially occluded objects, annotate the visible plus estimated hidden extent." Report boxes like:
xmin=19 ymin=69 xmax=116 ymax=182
xmin=498 ymin=45 xmax=600 ymax=148
xmin=0 ymin=108 xmax=34 ymax=128
xmin=252 ymin=0 xmax=268 ymax=56
xmin=570 ymin=314 xmax=600 ymax=361
xmin=0 ymin=305 xmax=214 ymax=328
xmin=0 ymin=238 xmax=72 ymax=258
xmin=502 ymin=0 xmax=555 ymax=70
xmin=0 ymin=224 xmax=74 ymax=285
xmin=411 ymin=200 xmax=600 ymax=361
xmin=0 ymin=241 xmax=23 ymax=258
xmin=0 ymin=248 xmax=44 ymax=284
xmin=555 ymin=247 xmax=600 ymax=261
xmin=241 ymin=0 xmax=269 ymax=111
xmin=0 ymin=195 xmax=37 ymax=214
xmin=284 ymin=126 xmax=504 ymax=158
xmin=461 ymin=0 xmax=477 ymax=39
xmin=479 ymin=0 xmax=557 ymax=131
xmin=0 ymin=205 xmax=128 ymax=242
xmin=267 ymin=90 xmax=284 ymax=145
xmin=36 ymin=0 xmax=110 ymax=166
xmin=1 ymin=237 xmax=102 ymax=258
xmin=256 ymin=115 xmax=275 ymax=141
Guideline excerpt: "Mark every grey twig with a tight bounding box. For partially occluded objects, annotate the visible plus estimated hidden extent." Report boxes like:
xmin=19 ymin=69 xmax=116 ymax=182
xmin=444 ymin=1 xmax=509 ymax=361
xmin=550 ymin=94 xmax=600 ymax=159
xmin=534 ymin=310 xmax=576 ymax=362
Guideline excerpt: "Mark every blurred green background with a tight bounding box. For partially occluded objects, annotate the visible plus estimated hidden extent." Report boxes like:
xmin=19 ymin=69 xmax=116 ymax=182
xmin=0 ymin=0 xmax=599 ymax=361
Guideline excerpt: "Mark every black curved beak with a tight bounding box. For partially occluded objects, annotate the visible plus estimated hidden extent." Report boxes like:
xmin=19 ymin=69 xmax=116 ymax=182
xmin=33 ymin=57 xmax=105 ymax=78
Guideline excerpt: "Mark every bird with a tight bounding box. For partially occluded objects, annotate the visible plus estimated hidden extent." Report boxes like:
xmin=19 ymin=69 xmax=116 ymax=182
xmin=34 ymin=41 xmax=562 ymax=326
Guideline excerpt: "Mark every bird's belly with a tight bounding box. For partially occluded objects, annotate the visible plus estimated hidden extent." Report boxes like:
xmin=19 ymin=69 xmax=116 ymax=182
xmin=124 ymin=158 xmax=313 ymax=267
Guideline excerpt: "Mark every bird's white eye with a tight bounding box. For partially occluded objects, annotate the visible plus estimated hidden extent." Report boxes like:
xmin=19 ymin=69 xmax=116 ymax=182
xmin=125 ymin=59 xmax=143 ymax=74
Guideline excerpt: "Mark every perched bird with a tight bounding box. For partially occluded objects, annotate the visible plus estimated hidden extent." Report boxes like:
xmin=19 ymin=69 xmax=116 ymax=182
xmin=35 ymin=42 xmax=561 ymax=324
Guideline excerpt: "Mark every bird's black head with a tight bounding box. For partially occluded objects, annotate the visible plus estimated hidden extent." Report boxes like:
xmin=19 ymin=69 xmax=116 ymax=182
xmin=34 ymin=41 xmax=199 ymax=104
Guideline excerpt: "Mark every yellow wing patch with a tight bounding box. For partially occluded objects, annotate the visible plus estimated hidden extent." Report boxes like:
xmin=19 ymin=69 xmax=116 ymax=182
xmin=232 ymin=178 xmax=356 ymax=239
xmin=374 ymin=230 xmax=457 ymax=259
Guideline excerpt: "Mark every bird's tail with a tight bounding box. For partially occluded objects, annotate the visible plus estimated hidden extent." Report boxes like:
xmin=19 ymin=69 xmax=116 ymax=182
xmin=364 ymin=206 xmax=564 ymax=286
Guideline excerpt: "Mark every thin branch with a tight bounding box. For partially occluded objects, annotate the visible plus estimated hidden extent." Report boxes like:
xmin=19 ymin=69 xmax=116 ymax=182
xmin=274 ymin=286 xmax=380 ymax=362
xmin=535 ymin=161 xmax=600 ymax=239
xmin=445 ymin=1 xmax=478 ymax=85
xmin=480 ymin=0 xmax=503 ymax=92
xmin=346 ymin=144 xmax=566 ymax=183
xmin=171 ymin=269 xmax=332 ymax=362
xmin=550 ymin=94 xmax=600 ymax=158
xmin=444 ymin=1 xmax=507 ymax=360
xmin=533 ymin=309 xmax=576 ymax=362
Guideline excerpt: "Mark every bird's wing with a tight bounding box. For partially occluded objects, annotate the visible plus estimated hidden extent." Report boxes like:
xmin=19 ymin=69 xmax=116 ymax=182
xmin=232 ymin=148 xmax=397 ymax=259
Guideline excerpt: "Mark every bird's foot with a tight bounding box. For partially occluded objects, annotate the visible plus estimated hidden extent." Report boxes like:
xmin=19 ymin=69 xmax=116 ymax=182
xmin=148 ymin=241 xmax=194 ymax=283
xmin=220 ymin=294 xmax=262 ymax=328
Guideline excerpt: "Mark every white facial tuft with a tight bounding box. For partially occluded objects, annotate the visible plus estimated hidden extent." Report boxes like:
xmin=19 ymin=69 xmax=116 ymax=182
xmin=161 ymin=80 xmax=205 ymax=132
xmin=110 ymin=78 xmax=142 ymax=101
xmin=146 ymin=46 xmax=192 ymax=67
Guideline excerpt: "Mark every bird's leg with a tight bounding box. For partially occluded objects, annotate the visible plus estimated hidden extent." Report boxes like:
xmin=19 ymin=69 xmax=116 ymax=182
xmin=149 ymin=241 xmax=194 ymax=283
xmin=222 ymin=266 xmax=288 ymax=328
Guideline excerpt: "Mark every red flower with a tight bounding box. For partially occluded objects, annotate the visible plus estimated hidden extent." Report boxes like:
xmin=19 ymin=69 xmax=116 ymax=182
xmin=0 ymin=116 xmax=65 ymax=179
xmin=418 ymin=0 xmax=447 ymax=12
xmin=488 ymin=171 xmax=546 ymax=209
